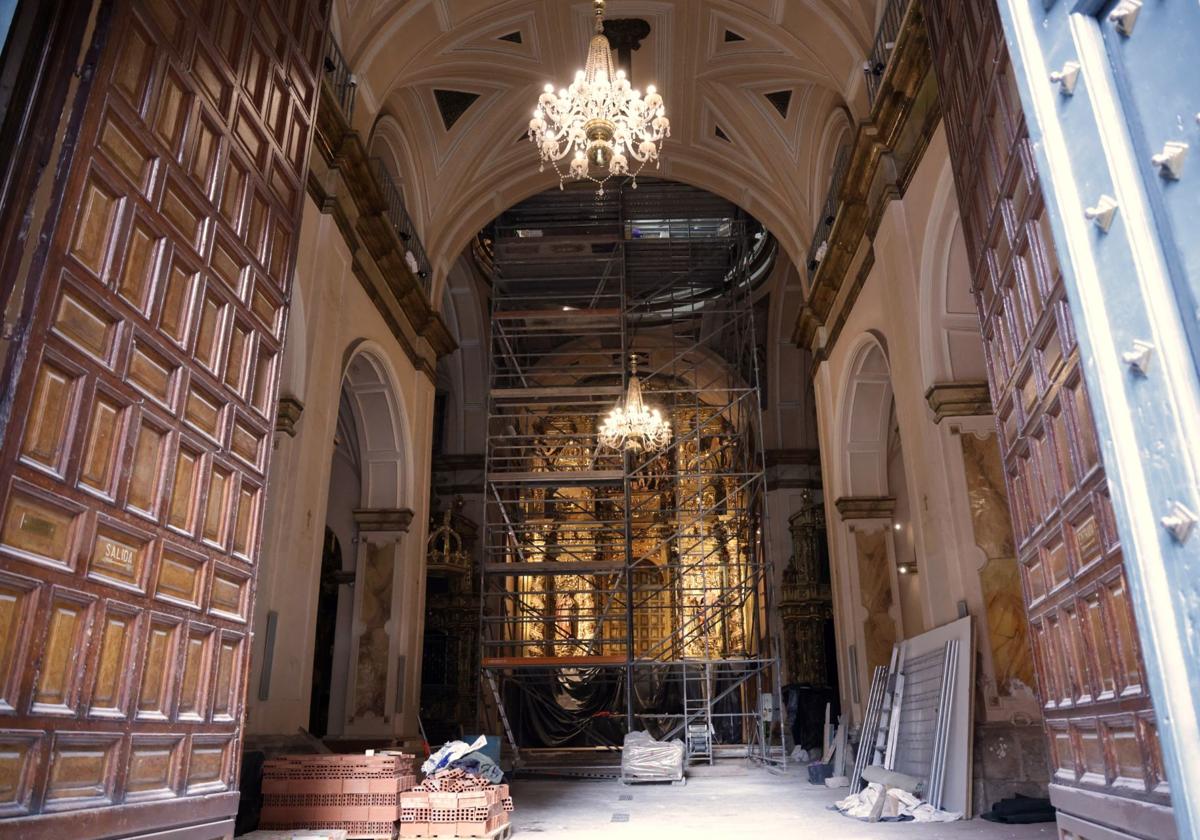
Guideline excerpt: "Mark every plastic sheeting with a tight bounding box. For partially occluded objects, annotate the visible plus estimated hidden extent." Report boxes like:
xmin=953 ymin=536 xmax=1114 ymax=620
xmin=620 ymin=731 xmax=684 ymax=781
xmin=422 ymin=736 xmax=488 ymax=775
xmin=834 ymin=783 xmax=963 ymax=823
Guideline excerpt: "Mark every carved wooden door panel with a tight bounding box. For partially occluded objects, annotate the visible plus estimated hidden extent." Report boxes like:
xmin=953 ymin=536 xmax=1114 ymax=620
xmin=0 ymin=0 xmax=323 ymax=836
xmin=920 ymin=1 xmax=1170 ymax=837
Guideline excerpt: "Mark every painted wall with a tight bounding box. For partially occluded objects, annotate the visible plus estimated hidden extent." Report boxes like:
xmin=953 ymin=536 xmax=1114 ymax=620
xmin=812 ymin=127 xmax=1038 ymax=727
xmin=246 ymin=197 xmax=436 ymax=744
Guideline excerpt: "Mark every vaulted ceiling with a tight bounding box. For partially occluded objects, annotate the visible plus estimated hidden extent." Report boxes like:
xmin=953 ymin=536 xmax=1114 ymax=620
xmin=331 ymin=0 xmax=878 ymax=293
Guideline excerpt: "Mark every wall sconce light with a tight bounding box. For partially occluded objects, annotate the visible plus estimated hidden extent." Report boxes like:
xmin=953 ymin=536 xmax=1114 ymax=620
xmin=898 ymin=563 xmax=917 ymax=575
xmin=893 ymin=523 xmax=902 ymax=531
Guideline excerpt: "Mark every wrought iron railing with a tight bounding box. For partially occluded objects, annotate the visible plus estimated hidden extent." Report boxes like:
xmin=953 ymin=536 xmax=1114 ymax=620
xmin=805 ymin=144 xmax=851 ymax=280
xmin=322 ymin=31 xmax=356 ymax=121
xmin=371 ymin=158 xmax=432 ymax=293
xmin=863 ymin=0 xmax=910 ymax=107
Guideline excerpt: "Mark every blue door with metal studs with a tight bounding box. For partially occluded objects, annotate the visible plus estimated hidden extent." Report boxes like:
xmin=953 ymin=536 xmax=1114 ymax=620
xmin=994 ymin=1 xmax=1200 ymax=838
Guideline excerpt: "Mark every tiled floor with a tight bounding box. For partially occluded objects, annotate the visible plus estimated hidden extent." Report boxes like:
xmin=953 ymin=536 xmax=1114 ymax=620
xmin=508 ymin=764 xmax=1056 ymax=839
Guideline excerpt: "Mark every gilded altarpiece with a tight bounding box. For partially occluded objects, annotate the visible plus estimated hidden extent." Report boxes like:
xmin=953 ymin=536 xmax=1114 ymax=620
xmin=420 ymin=500 xmax=479 ymax=741
xmin=778 ymin=493 xmax=833 ymax=686
xmin=512 ymin=400 xmax=752 ymax=662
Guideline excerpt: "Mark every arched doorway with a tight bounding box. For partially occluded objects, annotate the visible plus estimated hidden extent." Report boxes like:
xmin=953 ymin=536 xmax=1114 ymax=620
xmin=309 ymin=384 xmax=366 ymax=737
xmin=832 ymin=337 xmax=907 ymax=714
xmin=309 ymin=527 xmax=345 ymax=737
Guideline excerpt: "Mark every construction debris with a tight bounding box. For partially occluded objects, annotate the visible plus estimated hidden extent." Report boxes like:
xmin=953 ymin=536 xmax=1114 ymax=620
xmin=400 ymin=768 xmax=513 ymax=838
xmin=841 ymin=617 xmax=973 ymax=820
xmin=259 ymin=752 xmax=419 ymax=839
xmin=859 ymin=764 xmax=923 ymax=793
xmin=834 ymin=782 xmax=963 ymax=823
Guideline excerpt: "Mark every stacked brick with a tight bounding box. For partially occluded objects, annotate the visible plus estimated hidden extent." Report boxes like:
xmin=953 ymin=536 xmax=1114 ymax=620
xmin=400 ymin=769 xmax=514 ymax=838
xmin=259 ymin=752 xmax=419 ymax=839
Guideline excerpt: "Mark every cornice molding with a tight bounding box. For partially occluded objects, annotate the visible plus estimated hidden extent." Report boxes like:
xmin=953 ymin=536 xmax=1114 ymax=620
xmin=794 ymin=0 xmax=941 ymax=357
xmin=834 ymin=495 xmax=896 ymax=520
xmin=353 ymin=507 xmax=415 ymax=534
xmin=925 ymin=381 xmax=992 ymax=423
xmin=309 ymin=82 xmax=458 ymax=382
xmin=764 ymin=448 xmax=821 ymax=467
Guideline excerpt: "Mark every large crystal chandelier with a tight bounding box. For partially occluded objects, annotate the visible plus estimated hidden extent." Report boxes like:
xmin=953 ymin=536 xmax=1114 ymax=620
xmin=598 ymin=355 xmax=671 ymax=453
xmin=528 ymin=0 xmax=670 ymax=194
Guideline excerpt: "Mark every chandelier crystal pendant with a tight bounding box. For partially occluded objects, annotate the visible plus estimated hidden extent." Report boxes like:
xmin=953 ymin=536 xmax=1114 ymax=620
xmin=528 ymin=0 xmax=670 ymax=195
xmin=598 ymin=355 xmax=671 ymax=453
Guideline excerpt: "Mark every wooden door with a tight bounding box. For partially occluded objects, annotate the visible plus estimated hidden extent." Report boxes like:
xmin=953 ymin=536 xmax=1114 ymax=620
xmin=919 ymin=1 xmax=1170 ymax=836
xmin=0 ymin=0 xmax=324 ymax=836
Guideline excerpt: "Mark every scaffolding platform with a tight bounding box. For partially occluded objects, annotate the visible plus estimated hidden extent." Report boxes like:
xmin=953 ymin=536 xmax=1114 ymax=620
xmin=479 ymin=182 xmax=785 ymax=774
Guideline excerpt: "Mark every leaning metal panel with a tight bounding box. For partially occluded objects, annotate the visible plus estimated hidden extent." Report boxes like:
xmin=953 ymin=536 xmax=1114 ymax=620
xmin=479 ymin=182 xmax=784 ymax=769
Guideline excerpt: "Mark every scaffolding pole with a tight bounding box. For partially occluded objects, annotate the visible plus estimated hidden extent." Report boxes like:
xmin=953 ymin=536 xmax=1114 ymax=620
xmin=480 ymin=182 xmax=784 ymax=773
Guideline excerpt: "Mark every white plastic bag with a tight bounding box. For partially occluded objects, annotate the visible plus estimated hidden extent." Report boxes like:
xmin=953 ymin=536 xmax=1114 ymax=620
xmin=620 ymin=731 xmax=684 ymax=779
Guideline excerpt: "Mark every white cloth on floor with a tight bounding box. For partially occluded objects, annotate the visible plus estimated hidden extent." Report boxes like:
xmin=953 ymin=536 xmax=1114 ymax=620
xmin=421 ymin=735 xmax=488 ymax=775
xmin=834 ymin=783 xmax=963 ymax=822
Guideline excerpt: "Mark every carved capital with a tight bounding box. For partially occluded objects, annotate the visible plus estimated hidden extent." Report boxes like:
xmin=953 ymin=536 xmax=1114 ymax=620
xmin=353 ymin=507 xmax=415 ymax=538
xmin=834 ymin=495 xmax=896 ymax=520
xmin=275 ymin=396 xmax=305 ymax=436
xmin=925 ymin=381 xmax=992 ymax=423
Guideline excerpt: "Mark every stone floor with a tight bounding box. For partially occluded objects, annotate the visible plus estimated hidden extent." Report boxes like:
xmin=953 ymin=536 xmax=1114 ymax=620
xmin=508 ymin=764 xmax=1056 ymax=839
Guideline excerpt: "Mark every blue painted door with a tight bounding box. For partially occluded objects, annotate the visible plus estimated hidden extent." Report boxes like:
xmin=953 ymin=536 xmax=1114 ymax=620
xmin=1099 ymin=0 xmax=1200 ymax=374
xmin=994 ymin=0 xmax=1200 ymax=838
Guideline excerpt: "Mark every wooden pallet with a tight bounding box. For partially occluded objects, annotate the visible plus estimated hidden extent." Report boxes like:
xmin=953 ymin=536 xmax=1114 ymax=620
xmin=619 ymin=771 xmax=686 ymax=786
xmin=410 ymin=824 xmax=512 ymax=840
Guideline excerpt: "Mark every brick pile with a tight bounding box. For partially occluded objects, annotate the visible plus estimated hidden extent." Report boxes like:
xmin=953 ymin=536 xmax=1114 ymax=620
xmin=399 ymin=768 xmax=514 ymax=838
xmin=259 ymin=752 xmax=419 ymax=839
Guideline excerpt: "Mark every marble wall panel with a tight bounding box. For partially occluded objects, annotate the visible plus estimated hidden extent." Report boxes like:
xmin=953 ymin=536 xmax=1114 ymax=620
xmin=855 ymin=527 xmax=897 ymax=672
xmin=354 ymin=540 xmax=394 ymax=717
xmin=961 ymin=433 xmax=1035 ymax=697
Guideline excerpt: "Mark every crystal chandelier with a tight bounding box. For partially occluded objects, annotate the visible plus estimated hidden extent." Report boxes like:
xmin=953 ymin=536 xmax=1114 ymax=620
xmin=598 ymin=355 xmax=671 ymax=453
xmin=528 ymin=0 xmax=670 ymax=194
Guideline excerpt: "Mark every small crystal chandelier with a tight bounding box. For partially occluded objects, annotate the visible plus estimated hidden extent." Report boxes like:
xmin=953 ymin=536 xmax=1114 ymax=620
xmin=528 ymin=0 xmax=670 ymax=195
xmin=598 ymin=355 xmax=671 ymax=453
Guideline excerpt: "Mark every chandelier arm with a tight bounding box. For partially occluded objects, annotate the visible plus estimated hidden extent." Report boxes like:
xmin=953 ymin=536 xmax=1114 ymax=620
xmin=529 ymin=0 xmax=668 ymax=189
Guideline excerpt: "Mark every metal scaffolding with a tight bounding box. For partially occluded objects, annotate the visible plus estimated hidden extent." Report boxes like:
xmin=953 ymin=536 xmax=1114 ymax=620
xmin=479 ymin=182 xmax=783 ymax=774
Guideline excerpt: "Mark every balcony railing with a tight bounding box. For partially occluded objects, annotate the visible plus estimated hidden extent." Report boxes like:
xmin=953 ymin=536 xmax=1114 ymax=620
xmin=322 ymin=31 xmax=356 ymax=122
xmin=863 ymin=0 xmax=909 ymax=107
xmin=805 ymin=144 xmax=851 ymax=280
xmin=371 ymin=158 xmax=432 ymax=294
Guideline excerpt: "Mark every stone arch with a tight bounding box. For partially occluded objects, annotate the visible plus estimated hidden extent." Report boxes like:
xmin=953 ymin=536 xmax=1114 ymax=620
xmin=838 ymin=333 xmax=894 ymax=498
xmin=368 ymin=112 xmax=426 ymax=235
xmin=809 ymin=106 xmax=854 ymax=236
xmin=918 ymin=159 xmax=986 ymax=388
xmin=435 ymin=255 xmax=488 ymax=454
xmin=340 ymin=341 xmax=414 ymax=510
